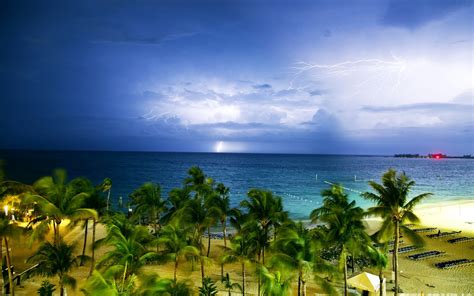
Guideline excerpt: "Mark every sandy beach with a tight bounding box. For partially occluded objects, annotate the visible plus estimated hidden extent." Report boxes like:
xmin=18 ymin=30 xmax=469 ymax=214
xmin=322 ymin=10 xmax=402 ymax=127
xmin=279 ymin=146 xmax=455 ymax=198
xmin=5 ymin=199 xmax=474 ymax=295
xmin=364 ymin=199 xmax=474 ymax=295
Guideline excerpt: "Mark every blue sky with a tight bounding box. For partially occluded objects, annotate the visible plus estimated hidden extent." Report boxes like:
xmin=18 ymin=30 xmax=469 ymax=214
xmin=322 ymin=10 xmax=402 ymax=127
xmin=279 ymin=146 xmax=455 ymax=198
xmin=1 ymin=0 xmax=473 ymax=154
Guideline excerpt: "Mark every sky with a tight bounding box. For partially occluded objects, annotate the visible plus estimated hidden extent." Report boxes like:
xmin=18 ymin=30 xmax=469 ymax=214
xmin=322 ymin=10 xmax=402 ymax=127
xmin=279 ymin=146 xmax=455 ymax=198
xmin=1 ymin=0 xmax=473 ymax=155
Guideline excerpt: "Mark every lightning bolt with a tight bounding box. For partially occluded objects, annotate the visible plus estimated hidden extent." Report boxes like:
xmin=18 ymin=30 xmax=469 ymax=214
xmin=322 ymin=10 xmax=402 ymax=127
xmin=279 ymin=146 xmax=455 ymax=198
xmin=289 ymin=54 xmax=407 ymax=96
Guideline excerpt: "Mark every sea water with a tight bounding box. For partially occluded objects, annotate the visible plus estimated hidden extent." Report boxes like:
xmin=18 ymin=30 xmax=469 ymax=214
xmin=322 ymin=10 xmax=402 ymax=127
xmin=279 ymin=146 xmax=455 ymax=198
xmin=1 ymin=151 xmax=473 ymax=219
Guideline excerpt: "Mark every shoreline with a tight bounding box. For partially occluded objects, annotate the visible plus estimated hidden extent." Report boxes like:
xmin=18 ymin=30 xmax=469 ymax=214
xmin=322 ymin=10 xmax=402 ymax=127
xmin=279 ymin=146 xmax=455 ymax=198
xmin=363 ymin=198 xmax=474 ymax=235
xmin=206 ymin=198 xmax=474 ymax=236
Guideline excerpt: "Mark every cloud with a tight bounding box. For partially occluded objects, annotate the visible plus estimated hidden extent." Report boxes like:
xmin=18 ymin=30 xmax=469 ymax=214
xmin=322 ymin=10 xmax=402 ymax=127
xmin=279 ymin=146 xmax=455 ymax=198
xmin=253 ymin=83 xmax=272 ymax=90
xmin=302 ymin=109 xmax=339 ymax=128
xmin=380 ymin=0 xmax=472 ymax=29
xmin=361 ymin=102 xmax=472 ymax=112
xmin=308 ymin=89 xmax=325 ymax=96
xmin=91 ymin=31 xmax=200 ymax=46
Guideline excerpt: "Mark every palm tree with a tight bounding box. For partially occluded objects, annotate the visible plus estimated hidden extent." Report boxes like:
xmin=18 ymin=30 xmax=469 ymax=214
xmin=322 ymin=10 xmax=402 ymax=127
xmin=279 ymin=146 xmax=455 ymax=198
xmin=204 ymin=191 xmax=220 ymax=258
xmin=102 ymin=178 xmax=113 ymax=213
xmin=311 ymin=185 xmax=369 ymax=296
xmin=184 ymin=166 xmax=208 ymax=193
xmin=82 ymin=269 xmax=137 ymax=295
xmin=162 ymin=187 xmax=190 ymax=224
xmin=184 ymin=166 xmax=218 ymax=258
xmin=97 ymin=223 xmax=157 ymax=277
xmin=27 ymin=240 xmax=78 ymax=296
xmin=0 ymin=216 xmax=22 ymax=296
xmin=211 ymin=183 xmax=233 ymax=277
xmin=140 ymin=274 xmax=194 ymax=296
xmin=271 ymin=222 xmax=316 ymax=296
xmin=221 ymin=273 xmax=242 ymax=296
xmin=157 ymin=279 xmax=193 ymax=296
xmin=26 ymin=169 xmax=97 ymax=244
xmin=221 ymin=234 xmax=256 ymax=295
xmin=362 ymin=169 xmax=432 ymax=295
xmin=129 ymin=182 xmax=167 ymax=236
xmin=85 ymin=183 xmax=108 ymax=273
xmin=199 ymin=277 xmax=218 ymax=296
xmin=156 ymin=221 xmax=200 ymax=281
xmin=240 ymin=189 xmax=287 ymax=265
xmin=181 ymin=197 xmax=212 ymax=282
xmin=37 ymin=281 xmax=56 ymax=296
xmin=66 ymin=178 xmax=100 ymax=266
xmin=367 ymin=245 xmax=388 ymax=296
xmin=259 ymin=265 xmax=293 ymax=296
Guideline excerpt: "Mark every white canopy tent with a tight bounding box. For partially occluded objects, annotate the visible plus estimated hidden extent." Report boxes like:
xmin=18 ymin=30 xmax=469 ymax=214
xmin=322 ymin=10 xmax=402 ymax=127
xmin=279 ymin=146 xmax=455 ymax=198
xmin=347 ymin=272 xmax=386 ymax=296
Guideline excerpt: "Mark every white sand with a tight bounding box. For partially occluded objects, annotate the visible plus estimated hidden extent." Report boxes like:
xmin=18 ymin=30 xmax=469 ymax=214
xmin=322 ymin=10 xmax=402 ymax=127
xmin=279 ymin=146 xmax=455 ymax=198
xmin=364 ymin=199 xmax=474 ymax=234
xmin=415 ymin=199 xmax=474 ymax=234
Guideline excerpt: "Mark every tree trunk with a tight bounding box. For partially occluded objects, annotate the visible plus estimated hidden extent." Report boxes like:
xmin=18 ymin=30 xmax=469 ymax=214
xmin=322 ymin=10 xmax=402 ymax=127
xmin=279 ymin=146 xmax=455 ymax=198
xmin=4 ymin=238 xmax=13 ymax=296
xmin=302 ymin=279 xmax=307 ymax=296
xmin=55 ymin=220 xmax=62 ymax=244
xmin=241 ymin=262 xmax=245 ymax=296
xmin=106 ymin=189 xmax=111 ymax=212
xmin=221 ymin=221 xmax=227 ymax=278
xmin=80 ymin=219 xmax=89 ymax=266
xmin=53 ymin=222 xmax=57 ymax=245
xmin=223 ymin=221 xmax=227 ymax=249
xmin=262 ymin=227 xmax=267 ymax=265
xmin=351 ymin=253 xmax=355 ymax=274
xmin=257 ymin=252 xmax=261 ymax=296
xmin=59 ymin=277 xmax=64 ymax=296
xmin=200 ymin=248 xmax=205 ymax=283
xmin=207 ymin=227 xmax=211 ymax=257
xmin=297 ymin=273 xmax=301 ymax=296
xmin=343 ymin=251 xmax=348 ymax=296
xmin=174 ymin=259 xmax=178 ymax=281
xmin=379 ymin=268 xmax=384 ymax=296
xmin=1 ymin=236 xmax=3 ymax=296
xmin=394 ymin=219 xmax=400 ymax=296
xmin=257 ymin=274 xmax=260 ymax=296
xmin=89 ymin=219 xmax=97 ymax=276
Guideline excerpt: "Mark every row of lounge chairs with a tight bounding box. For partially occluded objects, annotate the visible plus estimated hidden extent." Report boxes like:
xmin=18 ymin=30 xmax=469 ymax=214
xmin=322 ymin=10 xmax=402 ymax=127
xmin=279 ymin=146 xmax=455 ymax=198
xmin=426 ymin=230 xmax=462 ymax=239
xmin=413 ymin=227 xmax=437 ymax=233
xmin=408 ymin=250 xmax=445 ymax=260
xmin=434 ymin=259 xmax=474 ymax=269
xmin=447 ymin=236 xmax=474 ymax=244
xmin=202 ymin=233 xmax=232 ymax=239
xmin=406 ymin=226 xmax=473 ymax=269
xmin=389 ymin=245 xmax=418 ymax=254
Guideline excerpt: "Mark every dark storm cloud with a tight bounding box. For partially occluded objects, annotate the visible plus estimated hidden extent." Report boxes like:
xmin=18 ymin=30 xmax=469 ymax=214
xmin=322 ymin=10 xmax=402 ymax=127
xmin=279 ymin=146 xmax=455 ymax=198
xmin=0 ymin=1 xmax=472 ymax=154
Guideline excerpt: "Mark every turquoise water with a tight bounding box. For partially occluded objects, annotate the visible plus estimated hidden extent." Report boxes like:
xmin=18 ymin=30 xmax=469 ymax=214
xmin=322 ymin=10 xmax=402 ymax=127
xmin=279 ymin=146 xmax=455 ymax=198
xmin=1 ymin=151 xmax=473 ymax=219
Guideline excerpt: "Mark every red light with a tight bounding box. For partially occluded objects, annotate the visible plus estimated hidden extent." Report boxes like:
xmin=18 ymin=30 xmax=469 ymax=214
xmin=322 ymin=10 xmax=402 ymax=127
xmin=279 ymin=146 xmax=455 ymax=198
xmin=435 ymin=155 xmax=440 ymax=159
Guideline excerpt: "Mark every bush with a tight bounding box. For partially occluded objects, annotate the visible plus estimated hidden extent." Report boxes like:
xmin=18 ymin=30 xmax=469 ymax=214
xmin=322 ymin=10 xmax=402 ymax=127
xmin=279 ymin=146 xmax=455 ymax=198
xmin=37 ymin=280 xmax=56 ymax=296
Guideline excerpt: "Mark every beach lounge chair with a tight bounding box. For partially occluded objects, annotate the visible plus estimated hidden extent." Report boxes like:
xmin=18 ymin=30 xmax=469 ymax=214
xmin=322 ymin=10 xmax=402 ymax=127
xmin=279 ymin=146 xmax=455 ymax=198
xmin=408 ymin=250 xmax=445 ymax=260
xmin=413 ymin=227 xmax=437 ymax=233
xmin=427 ymin=231 xmax=461 ymax=239
xmin=434 ymin=259 xmax=473 ymax=269
xmin=389 ymin=245 xmax=418 ymax=254
xmin=447 ymin=237 xmax=474 ymax=244
xmin=374 ymin=239 xmax=404 ymax=248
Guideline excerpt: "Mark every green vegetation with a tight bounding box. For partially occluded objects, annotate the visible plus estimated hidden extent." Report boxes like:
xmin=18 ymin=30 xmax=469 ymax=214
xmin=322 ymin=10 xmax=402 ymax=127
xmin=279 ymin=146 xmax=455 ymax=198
xmin=0 ymin=163 xmax=431 ymax=295
xmin=362 ymin=169 xmax=432 ymax=295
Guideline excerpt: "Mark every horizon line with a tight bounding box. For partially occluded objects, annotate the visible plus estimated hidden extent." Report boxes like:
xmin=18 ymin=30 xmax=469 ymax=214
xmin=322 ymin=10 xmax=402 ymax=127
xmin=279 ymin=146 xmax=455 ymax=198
xmin=2 ymin=148 xmax=471 ymax=158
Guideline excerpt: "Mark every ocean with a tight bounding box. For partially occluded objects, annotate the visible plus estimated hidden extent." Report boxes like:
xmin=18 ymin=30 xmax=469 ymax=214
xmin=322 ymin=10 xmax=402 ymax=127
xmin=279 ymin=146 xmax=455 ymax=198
xmin=1 ymin=150 xmax=473 ymax=219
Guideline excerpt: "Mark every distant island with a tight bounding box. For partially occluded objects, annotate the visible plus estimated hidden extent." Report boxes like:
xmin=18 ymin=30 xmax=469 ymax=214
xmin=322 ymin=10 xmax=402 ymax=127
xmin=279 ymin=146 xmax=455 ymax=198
xmin=394 ymin=153 xmax=473 ymax=159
